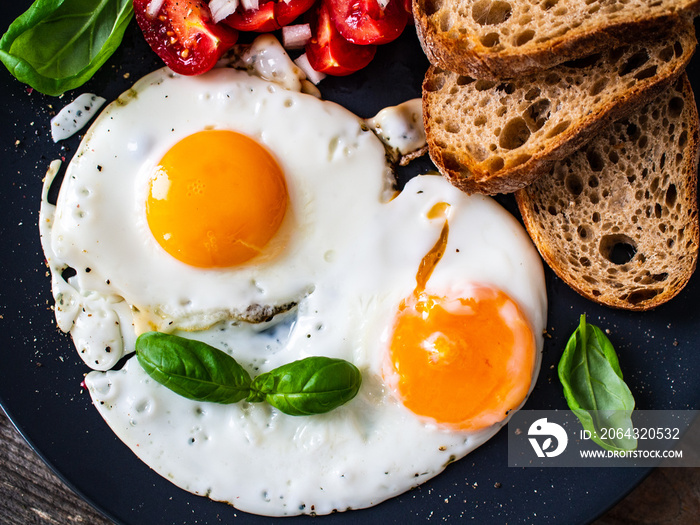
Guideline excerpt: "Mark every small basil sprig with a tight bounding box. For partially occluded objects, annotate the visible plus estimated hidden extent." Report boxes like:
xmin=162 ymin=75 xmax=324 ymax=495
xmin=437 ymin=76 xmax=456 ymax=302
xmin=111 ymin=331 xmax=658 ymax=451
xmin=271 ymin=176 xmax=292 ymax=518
xmin=558 ymin=314 xmax=637 ymax=452
xmin=0 ymin=0 xmax=134 ymax=96
xmin=135 ymin=332 xmax=362 ymax=416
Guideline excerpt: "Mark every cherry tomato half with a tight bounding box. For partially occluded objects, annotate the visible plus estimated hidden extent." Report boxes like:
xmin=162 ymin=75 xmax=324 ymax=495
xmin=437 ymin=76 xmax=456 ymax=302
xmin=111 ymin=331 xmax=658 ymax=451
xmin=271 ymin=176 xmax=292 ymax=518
xmin=326 ymin=0 xmax=409 ymax=45
xmin=133 ymin=0 xmax=238 ymax=76
xmin=224 ymin=0 xmax=317 ymax=32
xmin=305 ymin=2 xmax=377 ymax=76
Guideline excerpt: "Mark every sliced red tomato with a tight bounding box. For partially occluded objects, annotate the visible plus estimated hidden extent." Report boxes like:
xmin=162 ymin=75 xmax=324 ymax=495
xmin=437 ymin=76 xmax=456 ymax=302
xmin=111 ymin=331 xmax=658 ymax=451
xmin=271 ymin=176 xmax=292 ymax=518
xmin=326 ymin=0 xmax=409 ymax=45
xmin=305 ymin=2 xmax=377 ymax=76
xmin=133 ymin=0 xmax=239 ymax=76
xmin=224 ymin=0 xmax=317 ymax=32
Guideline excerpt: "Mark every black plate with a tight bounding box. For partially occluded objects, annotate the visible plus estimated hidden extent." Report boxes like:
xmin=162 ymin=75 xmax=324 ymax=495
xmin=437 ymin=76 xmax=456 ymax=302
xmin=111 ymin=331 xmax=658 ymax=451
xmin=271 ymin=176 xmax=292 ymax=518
xmin=1 ymin=4 xmax=699 ymax=524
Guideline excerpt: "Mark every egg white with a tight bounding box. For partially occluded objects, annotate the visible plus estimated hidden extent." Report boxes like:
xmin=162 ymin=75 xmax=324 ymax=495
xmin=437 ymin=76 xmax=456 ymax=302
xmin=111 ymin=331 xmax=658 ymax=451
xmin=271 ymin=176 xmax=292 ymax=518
xmin=40 ymin=64 xmax=547 ymax=517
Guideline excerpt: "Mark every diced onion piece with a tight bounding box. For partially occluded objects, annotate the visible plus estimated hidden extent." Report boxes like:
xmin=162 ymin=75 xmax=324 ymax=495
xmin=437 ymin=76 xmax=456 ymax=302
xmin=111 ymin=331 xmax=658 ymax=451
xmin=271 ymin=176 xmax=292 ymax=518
xmin=282 ymin=24 xmax=312 ymax=49
xmin=240 ymin=0 xmax=259 ymax=10
xmin=209 ymin=0 xmax=239 ymax=22
xmin=377 ymin=0 xmax=390 ymax=8
xmin=301 ymin=79 xmax=322 ymax=98
xmin=294 ymin=53 xmax=326 ymax=85
xmin=147 ymin=0 xmax=166 ymax=17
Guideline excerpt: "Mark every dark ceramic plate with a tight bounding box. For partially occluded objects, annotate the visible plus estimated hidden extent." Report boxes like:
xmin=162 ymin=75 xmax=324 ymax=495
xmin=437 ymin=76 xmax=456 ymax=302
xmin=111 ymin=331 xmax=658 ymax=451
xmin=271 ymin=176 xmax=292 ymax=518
xmin=1 ymin=4 xmax=698 ymax=524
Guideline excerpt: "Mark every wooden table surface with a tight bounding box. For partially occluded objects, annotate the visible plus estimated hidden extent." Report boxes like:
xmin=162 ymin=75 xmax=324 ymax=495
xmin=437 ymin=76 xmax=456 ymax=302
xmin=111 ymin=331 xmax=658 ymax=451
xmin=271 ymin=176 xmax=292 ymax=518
xmin=1 ymin=407 xmax=698 ymax=525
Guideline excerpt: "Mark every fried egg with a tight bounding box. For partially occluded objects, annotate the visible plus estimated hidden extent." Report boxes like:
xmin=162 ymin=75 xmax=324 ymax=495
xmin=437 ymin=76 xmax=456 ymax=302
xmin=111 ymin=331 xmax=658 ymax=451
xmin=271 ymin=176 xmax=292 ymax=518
xmin=39 ymin=61 xmax=547 ymax=517
xmin=40 ymin=66 xmax=394 ymax=370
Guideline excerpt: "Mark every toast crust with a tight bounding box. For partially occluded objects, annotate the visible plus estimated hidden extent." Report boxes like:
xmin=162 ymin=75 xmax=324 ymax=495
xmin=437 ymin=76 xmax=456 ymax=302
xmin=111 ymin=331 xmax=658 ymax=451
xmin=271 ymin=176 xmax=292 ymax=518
xmin=414 ymin=0 xmax=700 ymax=79
xmin=422 ymin=22 xmax=697 ymax=195
xmin=515 ymin=74 xmax=699 ymax=311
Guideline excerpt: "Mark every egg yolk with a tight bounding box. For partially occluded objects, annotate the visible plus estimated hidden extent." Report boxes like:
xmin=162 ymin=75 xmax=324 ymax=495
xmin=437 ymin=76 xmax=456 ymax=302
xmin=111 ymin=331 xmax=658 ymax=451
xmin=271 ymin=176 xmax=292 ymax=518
xmin=146 ymin=130 xmax=288 ymax=268
xmin=387 ymin=208 xmax=536 ymax=431
xmin=388 ymin=288 xmax=536 ymax=431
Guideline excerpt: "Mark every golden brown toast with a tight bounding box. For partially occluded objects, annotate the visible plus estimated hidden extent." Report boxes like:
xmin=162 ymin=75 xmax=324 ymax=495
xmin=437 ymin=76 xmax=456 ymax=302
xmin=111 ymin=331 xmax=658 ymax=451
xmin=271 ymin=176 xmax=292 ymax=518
xmin=422 ymin=22 xmax=696 ymax=195
xmin=414 ymin=0 xmax=700 ymax=79
xmin=516 ymin=74 xmax=699 ymax=310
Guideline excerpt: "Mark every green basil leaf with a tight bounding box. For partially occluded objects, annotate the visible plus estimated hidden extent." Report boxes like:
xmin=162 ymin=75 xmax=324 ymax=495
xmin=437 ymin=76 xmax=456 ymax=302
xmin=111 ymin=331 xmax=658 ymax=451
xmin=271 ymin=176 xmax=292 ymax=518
xmin=558 ymin=314 xmax=637 ymax=452
xmin=0 ymin=0 xmax=133 ymax=96
xmin=249 ymin=357 xmax=362 ymax=416
xmin=136 ymin=332 xmax=252 ymax=404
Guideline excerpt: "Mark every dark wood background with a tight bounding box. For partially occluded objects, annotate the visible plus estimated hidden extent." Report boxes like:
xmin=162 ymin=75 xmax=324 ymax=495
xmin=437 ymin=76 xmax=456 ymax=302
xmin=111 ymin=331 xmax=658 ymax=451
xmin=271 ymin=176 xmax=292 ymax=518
xmin=1 ymin=407 xmax=698 ymax=524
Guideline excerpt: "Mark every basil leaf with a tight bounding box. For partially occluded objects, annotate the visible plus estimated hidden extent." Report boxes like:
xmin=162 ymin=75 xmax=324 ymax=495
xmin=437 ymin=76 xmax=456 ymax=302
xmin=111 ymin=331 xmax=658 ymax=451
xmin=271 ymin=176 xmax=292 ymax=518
xmin=136 ymin=332 xmax=252 ymax=404
xmin=134 ymin=332 xmax=362 ymax=415
xmin=249 ymin=357 xmax=362 ymax=416
xmin=558 ymin=315 xmax=637 ymax=452
xmin=0 ymin=0 xmax=133 ymax=96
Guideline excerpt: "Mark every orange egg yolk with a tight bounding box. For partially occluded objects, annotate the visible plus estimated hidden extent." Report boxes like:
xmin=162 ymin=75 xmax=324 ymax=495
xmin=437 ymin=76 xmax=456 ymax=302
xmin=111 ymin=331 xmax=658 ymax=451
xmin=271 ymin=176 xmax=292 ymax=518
xmin=146 ymin=130 xmax=288 ymax=268
xmin=386 ymin=209 xmax=536 ymax=431
xmin=388 ymin=288 xmax=536 ymax=431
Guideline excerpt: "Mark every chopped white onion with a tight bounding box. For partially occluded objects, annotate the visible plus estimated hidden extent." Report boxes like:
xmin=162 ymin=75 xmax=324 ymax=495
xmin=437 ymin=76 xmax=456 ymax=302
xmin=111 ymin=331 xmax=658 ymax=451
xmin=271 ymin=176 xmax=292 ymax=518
xmin=377 ymin=0 xmax=390 ymax=8
xmin=300 ymin=79 xmax=322 ymax=98
xmin=294 ymin=53 xmax=326 ymax=85
xmin=240 ymin=0 xmax=260 ymax=11
xmin=146 ymin=0 xmax=166 ymax=18
xmin=282 ymin=24 xmax=312 ymax=49
xmin=209 ymin=0 xmax=239 ymax=23
xmin=50 ymin=94 xmax=106 ymax=143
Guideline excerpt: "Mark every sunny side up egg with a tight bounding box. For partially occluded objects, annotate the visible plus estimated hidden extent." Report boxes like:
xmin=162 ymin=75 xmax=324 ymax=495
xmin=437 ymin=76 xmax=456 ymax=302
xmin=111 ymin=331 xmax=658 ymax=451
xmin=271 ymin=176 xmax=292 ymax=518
xmin=39 ymin=61 xmax=547 ymax=516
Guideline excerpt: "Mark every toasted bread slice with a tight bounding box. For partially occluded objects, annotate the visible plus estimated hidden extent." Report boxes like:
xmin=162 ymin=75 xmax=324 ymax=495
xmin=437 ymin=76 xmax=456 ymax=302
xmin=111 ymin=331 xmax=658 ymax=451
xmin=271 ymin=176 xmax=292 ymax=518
xmin=422 ymin=23 xmax=696 ymax=195
xmin=515 ymin=74 xmax=699 ymax=311
xmin=413 ymin=0 xmax=700 ymax=79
